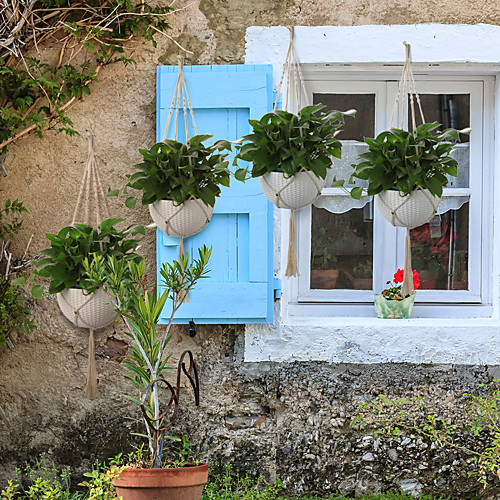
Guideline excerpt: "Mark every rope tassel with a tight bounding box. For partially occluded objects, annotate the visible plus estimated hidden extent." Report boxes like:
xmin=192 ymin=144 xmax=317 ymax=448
xmin=85 ymin=328 xmax=97 ymax=399
xmin=285 ymin=210 xmax=299 ymax=277
xmin=401 ymin=228 xmax=414 ymax=297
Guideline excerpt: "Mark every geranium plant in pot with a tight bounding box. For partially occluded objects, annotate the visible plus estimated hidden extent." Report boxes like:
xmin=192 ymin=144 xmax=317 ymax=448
xmin=32 ymin=218 xmax=143 ymax=329
xmin=124 ymin=134 xmax=231 ymax=238
xmin=374 ymin=268 xmax=420 ymax=319
xmin=83 ymin=246 xmax=211 ymax=500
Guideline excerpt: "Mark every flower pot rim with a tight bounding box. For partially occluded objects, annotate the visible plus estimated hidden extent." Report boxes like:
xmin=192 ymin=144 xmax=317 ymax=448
xmin=113 ymin=462 xmax=209 ymax=489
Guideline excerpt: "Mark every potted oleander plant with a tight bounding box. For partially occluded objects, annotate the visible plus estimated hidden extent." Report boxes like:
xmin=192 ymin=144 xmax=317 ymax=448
xmin=234 ymin=105 xmax=355 ymax=209
xmin=83 ymin=246 xmax=211 ymax=500
xmin=334 ymin=123 xmax=469 ymax=229
xmin=124 ymin=135 xmax=231 ymax=238
xmin=31 ymin=218 xmax=143 ymax=329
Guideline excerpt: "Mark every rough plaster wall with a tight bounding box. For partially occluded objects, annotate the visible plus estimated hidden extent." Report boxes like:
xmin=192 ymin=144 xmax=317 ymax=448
xmin=1 ymin=0 xmax=500 ymax=497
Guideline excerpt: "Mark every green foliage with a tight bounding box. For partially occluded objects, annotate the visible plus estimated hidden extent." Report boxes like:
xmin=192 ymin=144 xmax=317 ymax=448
xmin=0 ymin=275 xmax=35 ymax=348
xmin=203 ymin=465 xmax=284 ymax=500
xmin=79 ymin=456 xmax=124 ymax=500
xmin=234 ymin=105 xmax=355 ymax=180
xmin=337 ymin=123 xmax=468 ymax=199
xmin=0 ymin=453 xmax=85 ymax=499
xmin=32 ymin=218 xmax=144 ymax=295
xmin=83 ymin=246 xmax=211 ymax=465
xmin=1 ymin=1 xmax=172 ymax=155
xmin=354 ymin=380 xmax=500 ymax=488
xmin=0 ymin=198 xmax=33 ymax=348
xmin=123 ymin=135 xmax=232 ymax=207
xmin=0 ymin=199 xmax=28 ymax=241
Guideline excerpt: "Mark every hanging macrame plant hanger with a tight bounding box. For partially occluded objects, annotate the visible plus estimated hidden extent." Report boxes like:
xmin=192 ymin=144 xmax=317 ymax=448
xmin=60 ymin=132 xmax=116 ymax=399
xmin=271 ymin=27 xmax=325 ymax=277
xmin=149 ymin=56 xmax=212 ymax=261
xmin=380 ymin=42 xmax=440 ymax=297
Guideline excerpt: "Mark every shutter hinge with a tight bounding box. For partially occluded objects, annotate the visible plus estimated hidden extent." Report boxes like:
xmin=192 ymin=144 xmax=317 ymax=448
xmin=273 ymin=278 xmax=282 ymax=299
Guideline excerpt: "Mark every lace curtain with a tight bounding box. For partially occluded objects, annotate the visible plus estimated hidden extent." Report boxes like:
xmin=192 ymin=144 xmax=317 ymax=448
xmin=315 ymin=142 xmax=470 ymax=215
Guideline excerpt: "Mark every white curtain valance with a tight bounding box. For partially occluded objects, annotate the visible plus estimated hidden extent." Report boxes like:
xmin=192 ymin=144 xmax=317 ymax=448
xmin=313 ymin=195 xmax=371 ymax=214
xmin=314 ymin=195 xmax=468 ymax=215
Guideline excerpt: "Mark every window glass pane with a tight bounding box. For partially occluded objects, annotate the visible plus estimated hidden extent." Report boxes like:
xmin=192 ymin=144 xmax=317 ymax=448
xmin=314 ymin=93 xmax=375 ymax=187
xmin=313 ymin=93 xmax=374 ymax=140
xmin=409 ymin=93 xmax=470 ymax=188
xmin=311 ymin=205 xmax=373 ymax=290
xmin=410 ymin=203 xmax=469 ymax=290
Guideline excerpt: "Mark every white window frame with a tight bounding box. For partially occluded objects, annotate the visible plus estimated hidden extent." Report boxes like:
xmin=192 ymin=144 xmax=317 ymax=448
xmin=244 ymin=25 xmax=500 ymax=365
xmin=294 ymin=76 xmax=488 ymax=313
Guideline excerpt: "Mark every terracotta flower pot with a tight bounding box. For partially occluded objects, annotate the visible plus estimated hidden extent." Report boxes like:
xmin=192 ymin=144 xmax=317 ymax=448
xmin=310 ymin=269 xmax=339 ymax=289
xmin=352 ymin=277 xmax=373 ymax=290
xmin=113 ymin=463 xmax=208 ymax=500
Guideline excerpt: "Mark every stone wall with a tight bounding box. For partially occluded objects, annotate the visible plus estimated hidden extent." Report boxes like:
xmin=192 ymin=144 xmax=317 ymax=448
xmin=1 ymin=0 xmax=500 ymax=498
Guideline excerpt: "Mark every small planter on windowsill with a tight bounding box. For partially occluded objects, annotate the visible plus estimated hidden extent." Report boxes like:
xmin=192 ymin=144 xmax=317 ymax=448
xmin=374 ymin=293 xmax=416 ymax=319
xmin=375 ymin=268 xmax=420 ymax=319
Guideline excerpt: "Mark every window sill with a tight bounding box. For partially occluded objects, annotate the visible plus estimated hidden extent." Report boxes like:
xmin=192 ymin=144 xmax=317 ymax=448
xmin=243 ymin=302 xmax=500 ymax=364
xmin=286 ymin=302 xmax=493 ymax=320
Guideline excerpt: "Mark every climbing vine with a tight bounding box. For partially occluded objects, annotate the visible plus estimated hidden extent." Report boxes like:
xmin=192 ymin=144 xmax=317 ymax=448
xmin=0 ymin=0 xmax=178 ymax=173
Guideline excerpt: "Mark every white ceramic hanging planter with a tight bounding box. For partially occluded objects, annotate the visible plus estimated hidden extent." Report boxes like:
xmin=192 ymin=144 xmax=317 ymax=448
xmin=375 ymin=189 xmax=441 ymax=229
xmin=259 ymin=170 xmax=326 ymax=210
xmin=149 ymin=198 xmax=214 ymax=238
xmin=57 ymin=287 xmax=117 ymax=329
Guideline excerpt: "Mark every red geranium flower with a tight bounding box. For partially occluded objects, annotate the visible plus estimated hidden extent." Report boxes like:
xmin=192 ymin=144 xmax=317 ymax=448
xmin=413 ymin=269 xmax=420 ymax=290
xmin=393 ymin=268 xmax=404 ymax=284
xmin=393 ymin=268 xmax=420 ymax=289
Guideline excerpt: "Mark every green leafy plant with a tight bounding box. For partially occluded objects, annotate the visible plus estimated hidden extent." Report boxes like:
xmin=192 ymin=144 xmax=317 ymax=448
xmin=122 ymin=135 xmax=232 ymax=208
xmin=234 ymin=105 xmax=355 ymax=180
xmin=380 ymin=269 xmax=420 ymax=300
xmin=353 ymin=260 xmax=372 ymax=279
xmin=32 ymin=218 xmax=144 ymax=296
xmin=0 ymin=199 xmax=28 ymax=241
xmin=0 ymin=198 xmax=34 ymax=348
xmin=311 ymin=227 xmax=338 ymax=270
xmin=0 ymin=453 xmax=85 ymax=499
xmin=353 ymin=380 xmax=500 ymax=488
xmin=0 ymin=276 xmax=35 ymax=348
xmin=202 ymin=464 xmax=284 ymax=500
xmin=334 ymin=123 xmax=468 ymax=200
xmin=84 ymin=246 xmax=211 ymax=468
xmin=0 ymin=1 xmax=174 ymax=162
xmin=79 ymin=455 xmax=124 ymax=500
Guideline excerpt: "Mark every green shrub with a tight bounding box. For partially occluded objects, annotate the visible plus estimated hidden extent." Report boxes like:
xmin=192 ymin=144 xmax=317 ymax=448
xmin=0 ymin=275 xmax=34 ymax=347
xmin=0 ymin=454 xmax=85 ymax=499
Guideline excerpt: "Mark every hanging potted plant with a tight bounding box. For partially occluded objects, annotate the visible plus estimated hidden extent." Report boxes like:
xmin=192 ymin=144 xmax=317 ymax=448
xmin=83 ymin=246 xmax=212 ymax=500
xmin=31 ymin=218 xmax=143 ymax=328
xmin=343 ymin=123 xmax=468 ymax=229
xmin=235 ymin=105 xmax=353 ymax=209
xmin=374 ymin=268 xmax=420 ymax=319
xmin=234 ymin=105 xmax=354 ymax=277
xmin=125 ymin=135 xmax=231 ymax=238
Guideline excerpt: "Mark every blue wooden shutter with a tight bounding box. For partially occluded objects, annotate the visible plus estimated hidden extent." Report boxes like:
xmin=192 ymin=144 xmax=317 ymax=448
xmin=156 ymin=65 xmax=275 ymax=324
